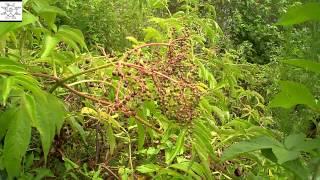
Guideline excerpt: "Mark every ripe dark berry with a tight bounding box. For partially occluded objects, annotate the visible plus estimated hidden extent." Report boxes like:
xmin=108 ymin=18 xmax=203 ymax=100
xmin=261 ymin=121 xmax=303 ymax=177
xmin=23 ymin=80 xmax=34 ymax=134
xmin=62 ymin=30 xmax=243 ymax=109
xmin=124 ymin=113 xmax=130 ymax=118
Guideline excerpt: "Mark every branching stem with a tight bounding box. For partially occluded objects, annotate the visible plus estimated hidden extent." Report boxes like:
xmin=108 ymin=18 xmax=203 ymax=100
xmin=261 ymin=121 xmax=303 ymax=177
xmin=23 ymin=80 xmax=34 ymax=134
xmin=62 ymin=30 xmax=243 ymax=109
xmin=32 ymin=73 xmax=163 ymax=134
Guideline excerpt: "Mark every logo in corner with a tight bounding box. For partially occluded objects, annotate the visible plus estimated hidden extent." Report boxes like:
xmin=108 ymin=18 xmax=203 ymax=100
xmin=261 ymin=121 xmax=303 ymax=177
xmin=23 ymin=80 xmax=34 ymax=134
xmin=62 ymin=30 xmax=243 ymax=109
xmin=0 ymin=1 xmax=22 ymax=22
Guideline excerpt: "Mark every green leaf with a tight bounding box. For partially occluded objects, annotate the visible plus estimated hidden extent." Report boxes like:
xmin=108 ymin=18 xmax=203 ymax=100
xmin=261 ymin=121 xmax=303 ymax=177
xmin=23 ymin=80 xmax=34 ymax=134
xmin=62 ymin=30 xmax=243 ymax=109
xmin=222 ymin=136 xmax=282 ymax=161
xmin=293 ymin=138 xmax=320 ymax=152
xmin=223 ymin=135 xmax=301 ymax=164
xmin=106 ymin=124 xmax=116 ymax=155
xmin=193 ymin=121 xmax=214 ymax=159
xmin=157 ymin=168 xmax=185 ymax=178
xmin=34 ymin=94 xmax=66 ymax=162
xmin=33 ymin=168 xmax=55 ymax=180
xmin=37 ymin=5 xmax=67 ymax=16
xmin=283 ymin=59 xmax=320 ymax=74
xmin=136 ymin=164 xmax=161 ymax=174
xmin=143 ymin=27 xmax=163 ymax=42
xmin=63 ymin=157 xmax=79 ymax=171
xmin=0 ymin=24 xmax=17 ymax=38
xmin=41 ymin=35 xmax=59 ymax=58
xmin=0 ymin=13 xmax=37 ymax=38
xmin=126 ymin=36 xmax=140 ymax=45
xmin=3 ymin=95 xmax=33 ymax=178
xmin=211 ymin=106 xmax=229 ymax=124
xmin=192 ymin=35 xmax=206 ymax=46
xmin=269 ymin=81 xmax=317 ymax=109
xmin=169 ymin=162 xmax=201 ymax=180
xmin=277 ymin=3 xmax=320 ymax=26
xmin=187 ymin=161 xmax=207 ymax=178
xmin=68 ymin=117 xmax=87 ymax=145
xmin=198 ymin=61 xmax=217 ymax=89
xmin=137 ymin=122 xmax=145 ymax=150
xmin=0 ymin=108 xmax=17 ymax=140
xmin=13 ymin=75 xmax=45 ymax=100
xmin=166 ymin=129 xmax=187 ymax=164
xmin=261 ymin=149 xmax=277 ymax=163
xmin=51 ymin=51 xmax=75 ymax=65
xmin=272 ymin=147 xmax=300 ymax=164
xmin=284 ymin=133 xmax=305 ymax=150
xmin=0 ymin=57 xmax=26 ymax=74
xmin=34 ymin=5 xmax=67 ymax=32
xmin=193 ymin=143 xmax=213 ymax=180
xmin=282 ymin=159 xmax=310 ymax=179
xmin=24 ymin=94 xmax=37 ymax=125
xmin=0 ymin=77 xmax=13 ymax=105
xmin=56 ymin=25 xmax=87 ymax=51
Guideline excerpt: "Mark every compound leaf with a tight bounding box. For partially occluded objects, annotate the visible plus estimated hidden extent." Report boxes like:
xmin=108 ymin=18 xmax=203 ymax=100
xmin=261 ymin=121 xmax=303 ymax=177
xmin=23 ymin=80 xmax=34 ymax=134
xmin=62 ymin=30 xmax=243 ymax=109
xmin=3 ymin=95 xmax=33 ymax=178
xmin=277 ymin=3 xmax=320 ymax=25
xmin=222 ymin=136 xmax=282 ymax=161
xmin=269 ymin=81 xmax=317 ymax=109
xmin=283 ymin=59 xmax=320 ymax=74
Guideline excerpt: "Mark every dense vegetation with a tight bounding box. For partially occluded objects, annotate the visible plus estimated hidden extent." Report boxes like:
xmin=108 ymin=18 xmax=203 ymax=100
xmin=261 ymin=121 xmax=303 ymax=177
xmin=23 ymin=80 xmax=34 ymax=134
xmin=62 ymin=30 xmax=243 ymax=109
xmin=0 ymin=0 xmax=319 ymax=179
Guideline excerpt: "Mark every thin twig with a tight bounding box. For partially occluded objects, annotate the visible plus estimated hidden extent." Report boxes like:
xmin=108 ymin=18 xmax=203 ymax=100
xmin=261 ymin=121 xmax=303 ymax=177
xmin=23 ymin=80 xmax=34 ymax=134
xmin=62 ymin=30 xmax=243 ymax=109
xmin=95 ymin=124 xmax=101 ymax=163
xmin=134 ymin=115 xmax=162 ymax=134
xmin=31 ymin=73 xmax=163 ymax=134
xmin=49 ymin=63 xmax=114 ymax=93
xmin=49 ymin=42 xmax=172 ymax=93
xmin=100 ymin=165 xmax=120 ymax=180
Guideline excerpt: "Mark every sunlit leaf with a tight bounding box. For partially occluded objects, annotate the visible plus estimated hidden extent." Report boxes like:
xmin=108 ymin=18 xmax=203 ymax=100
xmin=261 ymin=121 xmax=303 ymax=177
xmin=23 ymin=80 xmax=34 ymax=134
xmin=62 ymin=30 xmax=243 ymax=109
xmin=0 ymin=57 xmax=26 ymax=74
xmin=272 ymin=147 xmax=300 ymax=164
xmin=0 ymin=77 xmax=13 ymax=105
xmin=136 ymin=164 xmax=161 ymax=174
xmin=41 ymin=35 xmax=59 ymax=58
xmin=166 ymin=129 xmax=187 ymax=164
xmin=106 ymin=124 xmax=116 ymax=155
xmin=277 ymin=3 xmax=320 ymax=26
xmin=34 ymin=4 xmax=67 ymax=32
xmin=81 ymin=107 xmax=98 ymax=116
xmin=222 ymin=136 xmax=282 ymax=161
xmin=34 ymin=94 xmax=66 ymax=162
xmin=0 ymin=108 xmax=17 ymax=140
xmin=143 ymin=27 xmax=163 ymax=42
xmin=269 ymin=81 xmax=317 ymax=109
xmin=3 ymin=95 xmax=33 ymax=178
xmin=13 ymin=75 xmax=45 ymax=100
xmin=37 ymin=5 xmax=67 ymax=16
xmin=33 ymin=168 xmax=55 ymax=180
xmin=126 ymin=36 xmax=140 ymax=45
xmin=197 ymin=60 xmax=217 ymax=89
xmin=283 ymin=59 xmax=320 ymax=74
xmin=284 ymin=133 xmax=305 ymax=150
xmin=137 ymin=122 xmax=145 ymax=150
xmin=68 ymin=117 xmax=87 ymax=145
xmin=0 ymin=13 xmax=37 ymax=38
xmin=282 ymin=160 xmax=310 ymax=179
xmin=170 ymin=162 xmax=201 ymax=180
xmin=57 ymin=25 xmax=87 ymax=51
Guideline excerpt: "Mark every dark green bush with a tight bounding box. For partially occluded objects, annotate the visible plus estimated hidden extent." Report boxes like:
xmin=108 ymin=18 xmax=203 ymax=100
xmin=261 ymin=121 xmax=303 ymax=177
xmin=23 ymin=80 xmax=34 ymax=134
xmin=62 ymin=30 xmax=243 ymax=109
xmin=55 ymin=0 xmax=145 ymax=52
xmin=215 ymin=0 xmax=299 ymax=64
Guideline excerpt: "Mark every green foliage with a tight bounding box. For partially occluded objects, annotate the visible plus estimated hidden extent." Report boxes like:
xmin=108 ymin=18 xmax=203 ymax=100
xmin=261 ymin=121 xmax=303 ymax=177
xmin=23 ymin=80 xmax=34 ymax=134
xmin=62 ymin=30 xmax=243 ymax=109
xmin=223 ymin=2 xmax=320 ymax=179
xmin=277 ymin=2 xmax=320 ymax=25
xmin=55 ymin=0 xmax=147 ymax=52
xmin=0 ymin=61 xmax=66 ymax=178
xmin=283 ymin=59 xmax=320 ymax=74
xmin=222 ymin=134 xmax=320 ymax=179
xmin=215 ymin=0 xmax=300 ymax=64
xmin=0 ymin=0 xmax=88 ymax=178
xmin=269 ymin=81 xmax=318 ymax=109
